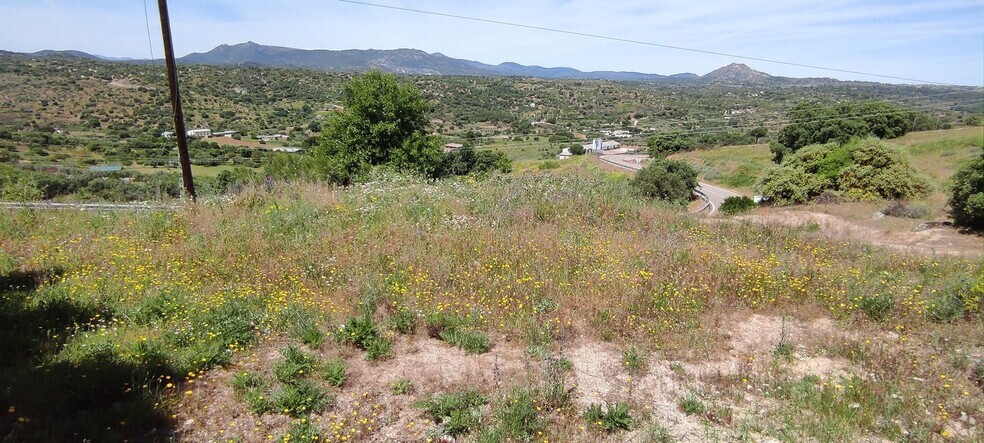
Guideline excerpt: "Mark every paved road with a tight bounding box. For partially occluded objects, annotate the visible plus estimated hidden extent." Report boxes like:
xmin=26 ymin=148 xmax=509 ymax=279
xmin=598 ymin=154 xmax=742 ymax=215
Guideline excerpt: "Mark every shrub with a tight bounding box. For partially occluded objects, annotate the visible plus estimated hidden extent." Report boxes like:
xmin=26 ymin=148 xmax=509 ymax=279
xmin=631 ymin=158 xmax=698 ymax=204
xmin=949 ymin=148 xmax=984 ymax=230
xmin=881 ymin=200 xmax=929 ymax=219
xmin=720 ymin=196 xmax=757 ymax=215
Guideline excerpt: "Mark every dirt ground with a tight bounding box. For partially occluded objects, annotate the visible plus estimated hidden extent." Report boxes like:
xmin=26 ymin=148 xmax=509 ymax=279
xmin=172 ymin=311 xmax=901 ymax=442
xmin=736 ymin=209 xmax=983 ymax=259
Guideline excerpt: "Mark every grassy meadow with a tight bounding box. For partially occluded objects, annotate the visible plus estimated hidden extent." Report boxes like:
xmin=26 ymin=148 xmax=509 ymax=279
xmin=1 ymin=169 xmax=982 ymax=442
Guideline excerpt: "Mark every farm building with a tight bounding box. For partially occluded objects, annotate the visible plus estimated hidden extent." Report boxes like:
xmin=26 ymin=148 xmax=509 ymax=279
xmin=582 ymin=138 xmax=620 ymax=153
xmin=186 ymin=128 xmax=211 ymax=138
xmin=443 ymin=143 xmax=464 ymax=153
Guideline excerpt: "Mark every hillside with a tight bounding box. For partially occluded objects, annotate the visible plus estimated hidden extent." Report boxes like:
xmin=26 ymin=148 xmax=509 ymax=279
xmin=1 ymin=173 xmax=981 ymax=441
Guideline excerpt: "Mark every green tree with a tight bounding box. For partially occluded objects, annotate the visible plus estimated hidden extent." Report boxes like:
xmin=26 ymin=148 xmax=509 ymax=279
xmin=949 ymin=148 xmax=984 ymax=230
xmin=647 ymin=132 xmax=692 ymax=156
xmin=569 ymin=143 xmax=586 ymax=156
xmin=749 ymin=127 xmax=768 ymax=143
xmin=631 ymin=158 xmax=698 ymax=203
xmin=312 ymin=71 xmax=440 ymax=184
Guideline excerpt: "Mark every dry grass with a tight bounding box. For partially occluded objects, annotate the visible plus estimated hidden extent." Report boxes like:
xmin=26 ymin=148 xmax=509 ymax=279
xmin=1 ymin=171 xmax=982 ymax=441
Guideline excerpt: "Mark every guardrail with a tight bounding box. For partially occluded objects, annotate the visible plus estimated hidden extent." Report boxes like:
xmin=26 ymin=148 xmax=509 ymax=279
xmin=596 ymin=155 xmax=713 ymax=214
xmin=0 ymin=202 xmax=182 ymax=211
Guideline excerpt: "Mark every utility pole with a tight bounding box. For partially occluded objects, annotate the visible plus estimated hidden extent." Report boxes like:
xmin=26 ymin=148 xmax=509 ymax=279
xmin=157 ymin=0 xmax=196 ymax=201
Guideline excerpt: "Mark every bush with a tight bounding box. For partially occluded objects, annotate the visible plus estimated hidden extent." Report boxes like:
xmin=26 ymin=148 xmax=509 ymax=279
xmin=881 ymin=200 xmax=929 ymax=219
xmin=949 ymin=148 xmax=984 ymax=230
xmin=759 ymin=138 xmax=930 ymax=205
xmin=631 ymin=158 xmax=698 ymax=204
xmin=720 ymin=196 xmax=757 ymax=215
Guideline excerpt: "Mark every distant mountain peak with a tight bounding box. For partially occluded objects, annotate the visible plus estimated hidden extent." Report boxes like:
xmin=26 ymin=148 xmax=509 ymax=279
xmin=702 ymin=63 xmax=772 ymax=83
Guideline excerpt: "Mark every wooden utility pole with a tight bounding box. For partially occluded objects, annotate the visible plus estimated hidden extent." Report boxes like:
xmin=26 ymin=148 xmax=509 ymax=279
xmin=157 ymin=0 xmax=196 ymax=201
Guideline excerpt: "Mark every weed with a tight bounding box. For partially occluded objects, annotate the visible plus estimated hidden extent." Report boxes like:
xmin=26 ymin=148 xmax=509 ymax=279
xmin=678 ymin=394 xmax=706 ymax=416
xmin=338 ymin=315 xmax=380 ymax=349
xmin=280 ymin=419 xmax=323 ymax=441
xmin=926 ymin=294 xmax=964 ymax=323
xmin=391 ymin=378 xmax=414 ymax=395
xmin=416 ymin=390 xmax=487 ymax=437
xmin=773 ymin=317 xmax=795 ymax=361
xmin=389 ymin=308 xmax=417 ymax=334
xmin=230 ymin=371 xmax=268 ymax=395
xmin=438 ymin=329 xmax=491 ymax=354
xmin=858 ymin=293 xmax=894 ymax=322
xmin=622 ymin=346 xmax=645 ymax=373
xmin=972 ymin=360 xmax=984 ymax=392
xmin=584 ymin=402 xmax=633 ymax=432
xmin=644 ymin=421 xmax=675 ymax=442
xmin=321 ymin=357 xmax=347 ymax=387
xmin=365 ymin=337 xmax=392 ymax=361
xmin=274 ymin=345 xmax=319 ymax=384
xmin=230 ymin=371 xmax=272 ymax=414
xmin=273 ymin=380 xmax=332 ymax=417
xmin=279 ymin=304 xmax=325 ymax=347
xmin=481 ymin=388 xmax=542 ymax=441
xmin=425 ymin=311 xmax=467 ymax=338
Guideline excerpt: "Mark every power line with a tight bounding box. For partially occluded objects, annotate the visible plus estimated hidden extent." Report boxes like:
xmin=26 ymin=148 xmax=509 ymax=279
xmin=335 ymin=0 xmax=957 ymax=86
xmin=142 ymin=0 xmax=156 ymax=63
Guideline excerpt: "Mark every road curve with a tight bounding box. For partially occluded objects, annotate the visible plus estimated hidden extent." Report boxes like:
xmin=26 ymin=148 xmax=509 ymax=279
xmin=598 ymin=154 xmax=742 ymax=215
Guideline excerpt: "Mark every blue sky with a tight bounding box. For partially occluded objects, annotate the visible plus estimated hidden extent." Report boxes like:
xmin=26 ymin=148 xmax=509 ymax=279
xmin=1 ymin=0 xmax=982 ymax=85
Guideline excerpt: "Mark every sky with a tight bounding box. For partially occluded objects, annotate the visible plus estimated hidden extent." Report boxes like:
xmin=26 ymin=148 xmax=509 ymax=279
xmin=1 ymin=0 xmax=982 ymax=86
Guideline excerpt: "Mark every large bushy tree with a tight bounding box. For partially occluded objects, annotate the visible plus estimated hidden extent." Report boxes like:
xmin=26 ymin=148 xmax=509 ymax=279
xmin=312 ymin=71 xmax=443 ymax=184
xmin=774 ymin=101 xmax=923 ymax=163
xmin=631 ymin=158 xmax=698 ymax=203
xmin=758 ymin=138 xmax=931 ymax=205
xmin=949 ymin=148 xmax=984 ymax=230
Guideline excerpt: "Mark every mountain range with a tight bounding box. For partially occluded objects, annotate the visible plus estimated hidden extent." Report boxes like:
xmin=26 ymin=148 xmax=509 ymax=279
xmin=5 ymin=42 xmax=826 ymax=84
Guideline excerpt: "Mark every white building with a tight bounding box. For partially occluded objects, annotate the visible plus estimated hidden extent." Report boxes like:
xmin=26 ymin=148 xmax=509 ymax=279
xmin=581 ymin=138 xmax=620 ymax=154
xmin=161 ymin=131 xmax=174 ymax=139
xmin=186 ymin=128 xmax=211 ymax=138
xmin=258 ymin=134 xmax=289 ymax=142
xmin=558 ymin=147 xmax=572 ymax=160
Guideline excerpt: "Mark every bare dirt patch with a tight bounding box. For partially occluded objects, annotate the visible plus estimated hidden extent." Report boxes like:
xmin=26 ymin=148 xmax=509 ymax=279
xmin=174 ymin=334 xmax=532 ymax=442
xmin=737 ymin=209 xmax=983 ymax=258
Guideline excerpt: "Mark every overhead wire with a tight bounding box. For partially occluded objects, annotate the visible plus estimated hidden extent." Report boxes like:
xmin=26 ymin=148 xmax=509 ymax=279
xmin=335 ymin=0 xmax=960 ymax=86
